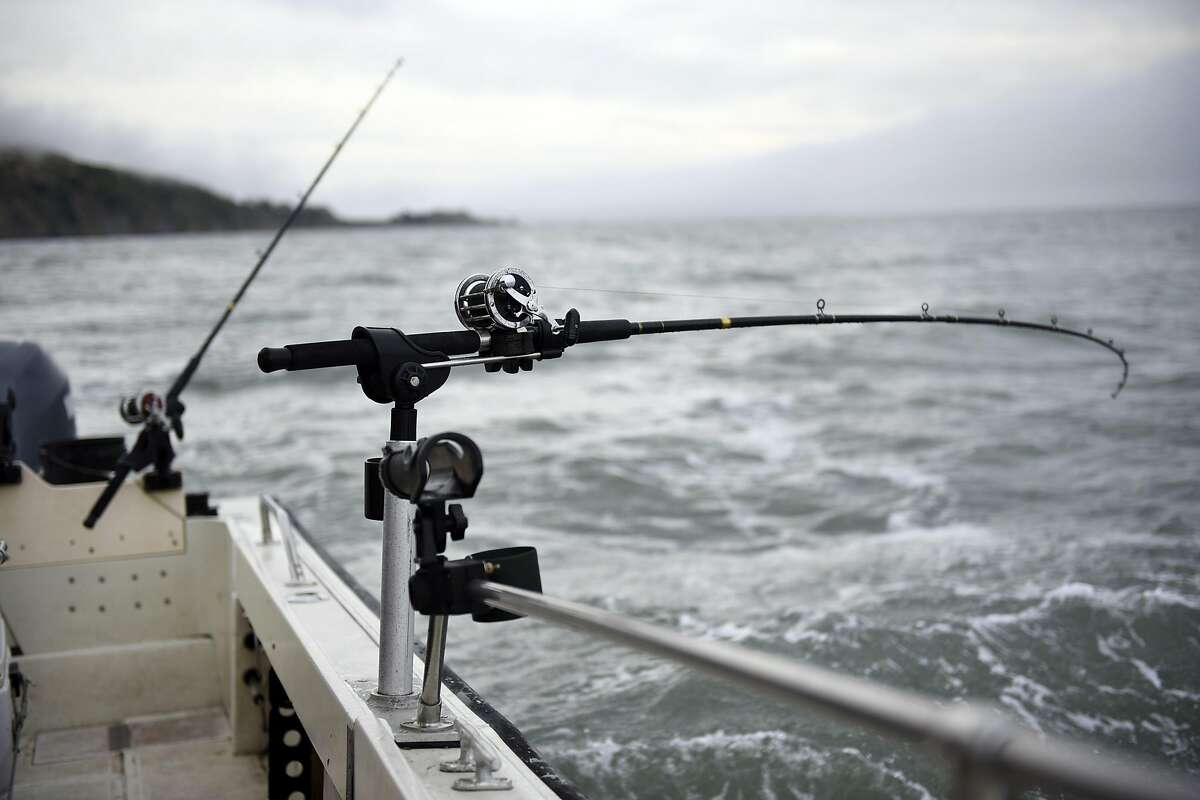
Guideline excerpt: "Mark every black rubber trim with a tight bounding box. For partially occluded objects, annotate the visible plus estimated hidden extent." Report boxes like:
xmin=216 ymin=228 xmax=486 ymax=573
xmin=290 ymin=512 xmax=587 ymax=800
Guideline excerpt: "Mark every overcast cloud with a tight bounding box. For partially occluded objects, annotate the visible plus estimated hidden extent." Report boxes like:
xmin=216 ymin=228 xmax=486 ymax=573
xmin=2 ymin=1 xmax=1197 ymax=218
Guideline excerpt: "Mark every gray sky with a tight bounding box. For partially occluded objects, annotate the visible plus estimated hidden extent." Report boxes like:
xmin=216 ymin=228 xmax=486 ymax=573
xmin=2 ymin=1 xmax=1198 ymax=219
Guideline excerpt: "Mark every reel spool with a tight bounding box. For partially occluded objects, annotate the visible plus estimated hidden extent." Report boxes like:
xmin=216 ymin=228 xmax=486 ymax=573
xmin=119 ymin=391 xmax=165 ymax=424
xmin=454 ymin=268 xmax=547 ymax=332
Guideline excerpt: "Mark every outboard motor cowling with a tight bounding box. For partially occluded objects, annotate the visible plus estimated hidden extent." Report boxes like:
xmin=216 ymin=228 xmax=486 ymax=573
xmin=0 ymin=341 xmax=77 ymax=471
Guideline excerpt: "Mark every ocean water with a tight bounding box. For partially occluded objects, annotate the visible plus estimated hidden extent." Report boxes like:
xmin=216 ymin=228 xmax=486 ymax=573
xmin=3 ymin=207 xmax=1198 ymax=798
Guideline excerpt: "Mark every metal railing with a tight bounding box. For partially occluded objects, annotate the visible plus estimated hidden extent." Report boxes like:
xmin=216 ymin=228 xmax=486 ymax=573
xmin=259 ymin=495 xmax=313 ymax=586
xmin=474 ymin=581 xmax=1200 ymax=800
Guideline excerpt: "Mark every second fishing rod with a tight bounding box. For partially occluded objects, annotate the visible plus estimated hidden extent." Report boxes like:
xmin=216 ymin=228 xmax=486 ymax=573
xmin=81 ymin=58 xmax=404 ymax=529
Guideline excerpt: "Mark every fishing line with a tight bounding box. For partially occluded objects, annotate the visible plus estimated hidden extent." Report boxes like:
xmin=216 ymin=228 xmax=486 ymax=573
xmin=540 ymin=283 xmax=799 ymax=307
xmin=542 ymin=283 xmax=1081 ymax=322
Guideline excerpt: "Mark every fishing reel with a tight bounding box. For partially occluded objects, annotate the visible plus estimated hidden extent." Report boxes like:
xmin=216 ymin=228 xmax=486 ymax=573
xmin=82 ymin=390 xmax=182 ymax=528
xmin=119 ymin=391 xmax=165 ymax=424
xmin=119 ymin=389 xmax=185 ymax=439
xmin=259 ymin=268 xmax=589 ymax=393
xmin=455 ymin=268 xmax=559 ymax=334
xmin=453 ymin=268 xmax=581 ymax=374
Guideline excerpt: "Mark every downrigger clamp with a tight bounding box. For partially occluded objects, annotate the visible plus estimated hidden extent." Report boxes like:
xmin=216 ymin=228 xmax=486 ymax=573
xmin=368 ymin=430 xmax=541 ymax=739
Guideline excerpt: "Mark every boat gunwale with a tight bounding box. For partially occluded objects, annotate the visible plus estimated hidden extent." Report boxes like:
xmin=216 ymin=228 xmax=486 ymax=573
xmin=286 ymin=505 xmax=587 ymax=800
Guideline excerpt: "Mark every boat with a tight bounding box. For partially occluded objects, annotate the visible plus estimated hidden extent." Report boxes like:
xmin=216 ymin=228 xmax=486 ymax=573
xmin=1 ymin=264 xmax=1197 ymax=799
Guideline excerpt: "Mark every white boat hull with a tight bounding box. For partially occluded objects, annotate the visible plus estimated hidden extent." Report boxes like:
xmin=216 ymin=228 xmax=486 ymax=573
xmin=0 ymin=470 xmax=570 ymax=799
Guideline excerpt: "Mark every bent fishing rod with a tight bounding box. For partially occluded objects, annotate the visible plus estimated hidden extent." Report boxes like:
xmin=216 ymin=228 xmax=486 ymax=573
xmin=256 ymin=268 xmax=1129 ymax=425
xmin=83 ymin=57 xmax=404 ymax=529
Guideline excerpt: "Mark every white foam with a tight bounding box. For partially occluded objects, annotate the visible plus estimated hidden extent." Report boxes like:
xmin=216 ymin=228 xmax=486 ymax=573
xmin=1141 ymin=586 xmax=1200 ymax=611
xmin=1142 ymin=713 xmax=1191 ymax=757
xmin=664 ymin=728 xmax=793 ymax=754
xmin=782 ymin=627 xmax=831 ymax=645
xmin=973 ymin=640 xmax=1010 ymax=678
xmin=1006 ymin=675 xmax=1056 ymax=710
xmin=838 ymin=747 xmax=938 ymax=800
xmin=999 ymin=694 xmax=1044 ymax=732
xmin=1131 ymin=658 xmax=1164 ymax=690
xmin=677 ymin=612 xmax=760 ymax=643
xmin=1066 ymin=712 xmax=1136 ymax=735
xmin=1096 ymin=634 xmax=1123 ymax=661
xmin=969 ymin=580 xmax=1200 ymax=634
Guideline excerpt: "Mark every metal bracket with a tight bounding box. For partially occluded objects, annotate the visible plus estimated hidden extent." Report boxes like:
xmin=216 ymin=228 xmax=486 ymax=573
xmin=439 ymin=720 xmax=512 ymax=791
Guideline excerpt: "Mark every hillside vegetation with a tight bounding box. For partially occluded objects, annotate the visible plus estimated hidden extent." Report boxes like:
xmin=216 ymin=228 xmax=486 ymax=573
xmin=0 ymin=150 xmax=490 ymax=238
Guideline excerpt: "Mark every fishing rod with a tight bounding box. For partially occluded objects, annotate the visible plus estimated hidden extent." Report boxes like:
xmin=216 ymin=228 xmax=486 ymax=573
xmin=82 ymin=57 xmax=404 ymax=529
xmin=255 ymin=266 xmax=1130 ymax=724
xmin=257 ymin=267 xmax=1129 ymax=412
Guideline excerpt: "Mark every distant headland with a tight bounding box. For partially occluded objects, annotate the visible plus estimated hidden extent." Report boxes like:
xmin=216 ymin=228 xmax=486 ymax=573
xmin=0 ymin=149 xmax=500 ymax=239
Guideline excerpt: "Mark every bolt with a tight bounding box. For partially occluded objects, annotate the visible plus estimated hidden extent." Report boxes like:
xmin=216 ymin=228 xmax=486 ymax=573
xmin=409 ymin=375 xmax=421 ymax=387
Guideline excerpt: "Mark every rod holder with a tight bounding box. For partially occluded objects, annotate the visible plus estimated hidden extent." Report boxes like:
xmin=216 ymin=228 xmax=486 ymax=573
xmin=401 ymin=614 xmax=454 ymax=732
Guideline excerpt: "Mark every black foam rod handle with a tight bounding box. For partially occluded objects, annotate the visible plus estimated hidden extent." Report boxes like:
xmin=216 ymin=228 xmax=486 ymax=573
xmin=576 ymin=319 xmax=634 ymax=343
xmin=259 ymin=330 xmax=483 ymax=374
xmin=257 ymin=339 xmax=375 ymax=373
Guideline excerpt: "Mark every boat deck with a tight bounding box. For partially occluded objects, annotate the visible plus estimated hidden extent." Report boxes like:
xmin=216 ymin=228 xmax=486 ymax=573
xmin=14 ymin=707 xmax=265 ymax=800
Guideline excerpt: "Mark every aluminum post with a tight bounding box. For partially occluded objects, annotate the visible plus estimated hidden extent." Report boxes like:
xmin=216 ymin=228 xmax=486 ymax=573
xmin=375 ymin=438 xmax=416 ymax=697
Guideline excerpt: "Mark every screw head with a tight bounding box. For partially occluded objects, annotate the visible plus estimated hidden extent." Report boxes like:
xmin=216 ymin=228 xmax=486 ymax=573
xmin=408 ymin=375 xmax=421 ymax=387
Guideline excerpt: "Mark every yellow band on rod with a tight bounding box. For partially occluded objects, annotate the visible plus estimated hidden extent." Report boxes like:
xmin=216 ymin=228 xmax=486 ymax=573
xmin=720 ymin=317 xmax=732 ymax=329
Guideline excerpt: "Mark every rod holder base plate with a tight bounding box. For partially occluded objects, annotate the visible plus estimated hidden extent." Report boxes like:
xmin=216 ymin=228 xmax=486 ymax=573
xmin=354 ymin=682 xmax=461 ymax=748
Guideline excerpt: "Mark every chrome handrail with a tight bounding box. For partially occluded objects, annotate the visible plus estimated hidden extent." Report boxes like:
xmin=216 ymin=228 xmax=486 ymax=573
xmin=259 ymin=494 xmax=312 ymax=586
xmin=474 ymin=581 xmax=1199 ymax=800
